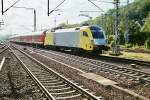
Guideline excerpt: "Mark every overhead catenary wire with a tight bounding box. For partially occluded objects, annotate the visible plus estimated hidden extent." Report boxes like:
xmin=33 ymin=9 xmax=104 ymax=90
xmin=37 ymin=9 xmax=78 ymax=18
xmin=80 ymin=11 xmax=103 ymax=13
xmin=2 ymin=0 xmax=22 ymax=15
xmin=48 ymin=0 xmax=66 ymax=16
xmin=88 ymin=0 xmax=105 ymax=12
xmin=13 ymin=6 xmax=34 ymax=10
xmin=89 ymin=0 xmax=126 ymax=4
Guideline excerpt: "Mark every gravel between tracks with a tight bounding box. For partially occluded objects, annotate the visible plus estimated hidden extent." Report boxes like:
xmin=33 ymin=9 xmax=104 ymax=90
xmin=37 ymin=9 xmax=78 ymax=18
xmin=26 ymin=50 xmax=143 ymax=100
xmin=0 ymin=49 xmax=47 ymax=99
xmin=51 ymin=50 xmax=150 ymax=72
xmin=26 ymin=48 xmax=150 ymax=99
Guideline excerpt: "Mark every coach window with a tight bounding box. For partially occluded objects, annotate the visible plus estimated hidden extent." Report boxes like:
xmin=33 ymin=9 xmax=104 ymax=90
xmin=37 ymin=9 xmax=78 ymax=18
xmin=83 ymin=31 xmax=88 ymax=37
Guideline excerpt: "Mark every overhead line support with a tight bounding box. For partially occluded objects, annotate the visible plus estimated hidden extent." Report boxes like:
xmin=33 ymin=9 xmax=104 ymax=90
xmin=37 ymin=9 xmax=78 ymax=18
xmin=1 ymin=0 xmax=21 ymax=15
xmin=113 ymin=0 xmax=120 ymax=55
xmin=1 ymin=0 xmax=4 ymax=15
xmin=48 ymin=0 xmax=66 ymax=16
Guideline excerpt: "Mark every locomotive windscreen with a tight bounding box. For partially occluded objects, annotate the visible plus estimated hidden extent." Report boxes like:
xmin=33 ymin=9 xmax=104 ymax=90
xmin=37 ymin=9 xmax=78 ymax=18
xmin=90 ymin=26 xmax=104 ymax=39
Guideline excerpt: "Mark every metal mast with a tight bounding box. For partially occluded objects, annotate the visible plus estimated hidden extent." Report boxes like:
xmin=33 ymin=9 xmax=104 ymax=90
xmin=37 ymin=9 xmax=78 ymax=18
xmin=124 ymin=0 xmax=129 ymax=44
xmin=1 ymin=0 xmax=4 ymax=15
xmin=113 ymin=0 xmax=120 ymax=55
xmin=33 ymin=9 xmax=37 ymax=32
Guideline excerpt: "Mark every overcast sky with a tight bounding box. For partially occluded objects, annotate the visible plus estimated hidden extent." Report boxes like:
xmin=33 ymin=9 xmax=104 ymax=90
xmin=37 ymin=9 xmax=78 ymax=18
xmin=0 ymin=0 xmax=134 ymax=37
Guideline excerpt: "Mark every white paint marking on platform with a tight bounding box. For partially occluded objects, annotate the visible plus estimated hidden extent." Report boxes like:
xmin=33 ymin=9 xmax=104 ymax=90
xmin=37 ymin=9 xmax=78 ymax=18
xmin=81 ymin=73 xmax=118 ymax=86
xmin=0 ymin=57 xmax=6 ymax=71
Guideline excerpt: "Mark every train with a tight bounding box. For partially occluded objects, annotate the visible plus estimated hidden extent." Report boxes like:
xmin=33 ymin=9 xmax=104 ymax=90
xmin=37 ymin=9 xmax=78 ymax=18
xmin=10 ymin=25 xmax=109 ymax=53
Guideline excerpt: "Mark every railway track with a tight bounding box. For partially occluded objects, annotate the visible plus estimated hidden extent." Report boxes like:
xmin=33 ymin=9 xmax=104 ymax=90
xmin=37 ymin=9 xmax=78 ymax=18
xmin=31 ymin=48 xmax=150 ymax=84
xmin=14 ymin=45 xmax=150 ymax=100
xmin=9 ymin=44 xmax=150 ymax=99
xmin=0 ymin=45 xmax=8 ymax=54
xmin=97 ymin=55 xmax=150 ymax=67
xmin=0 ymin=45 xmax=5 ymax=49
xmin=9 ymin=46 xmax=102 ymax=100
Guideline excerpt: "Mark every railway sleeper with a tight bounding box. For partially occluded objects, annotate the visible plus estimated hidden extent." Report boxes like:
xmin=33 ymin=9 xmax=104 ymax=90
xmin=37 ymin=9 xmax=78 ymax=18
xmin=36 ymin=76 xmax=57 ymax=80
xmin=32 ymin=71 xmax=51 ymax=75
xmin=40 ymin=79 xmax=60 ymax=83
xmin=45 ymin=84 xmax=67 ymax=89
xmin=35 ymin=75 xmax=57 ymax=80
xmin=42 ymin=81 xmax=64 ymax=86
xmin=37 ymin=77 xmax=57 ymax=80
xmin=51 ymin=90 xmax=78 ymax=97
xmin=48 ymin=87 xmax=72 ymax=92
xmin=55 ymin=94 xmax=82 ymax=100
xmin=126 ymin=71 xmax=135 ymax=74
xmin=42 ymin=81 xmax=64 ymax=85
xmin=141 ymin=77 xmax=150 ymax=82
xmin=128 ymin=73 xmax=140 ymax=76
xmin=117 ymin=69 xmax=128 ymax=73
xmin=35 ymin=74 xmax=54 ymax=77
xmin=139 ymin=74 xmax=148 ymax=77
xmin=35 ymin=75 xmax=56 ymax=78
xmin=38 ymin=77 xmax=58 ymax=81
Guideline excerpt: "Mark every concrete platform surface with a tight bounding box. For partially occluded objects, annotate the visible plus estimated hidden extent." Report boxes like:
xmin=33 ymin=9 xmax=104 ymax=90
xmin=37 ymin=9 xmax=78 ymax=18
xmin=81 ymin=73 xmax=118 ymax=86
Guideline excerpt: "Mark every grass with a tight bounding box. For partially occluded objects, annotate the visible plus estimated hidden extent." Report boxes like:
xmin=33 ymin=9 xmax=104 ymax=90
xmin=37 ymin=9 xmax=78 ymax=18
xmin=103 ymin=51 xmax=150 ymax=62
xmin=120 ymin=52 xmax=150 ymax=61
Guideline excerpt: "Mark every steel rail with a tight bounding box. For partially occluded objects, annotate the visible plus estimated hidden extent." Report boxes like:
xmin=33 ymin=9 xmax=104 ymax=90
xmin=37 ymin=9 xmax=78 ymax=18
xmin=0 ymin=57 xmax=5 ymax=71
xmin=32 ymin=49 xmax=150 ymax=83
xmin=10 ymin=46 xmax=102 ymax=100
xmin=0 ymin=45 xmax=5 ymax=49
xmin=9 ymin=46 xmax=55 ymax=100
xmin=0 ymin=46 xmax=9 ymax=54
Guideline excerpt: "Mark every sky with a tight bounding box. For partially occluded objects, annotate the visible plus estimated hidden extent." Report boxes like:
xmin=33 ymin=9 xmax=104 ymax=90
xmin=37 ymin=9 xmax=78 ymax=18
xmin=0 ymin=0 xmax=134 ymax=37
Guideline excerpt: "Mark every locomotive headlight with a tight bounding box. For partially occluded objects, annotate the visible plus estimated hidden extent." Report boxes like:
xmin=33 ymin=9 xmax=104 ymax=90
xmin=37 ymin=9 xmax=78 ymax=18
xmin=90 ymin=39 xmax=94 ymax=45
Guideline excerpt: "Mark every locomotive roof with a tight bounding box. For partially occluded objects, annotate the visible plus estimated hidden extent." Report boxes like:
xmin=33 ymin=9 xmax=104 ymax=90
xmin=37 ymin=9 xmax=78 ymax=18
xmin=51 ymin=25 xmax=102 ymax=33
xmin=54 ymin=28 xmax=81 ymax=33
xmin=52 ymin=26 xmax=91 ymax=33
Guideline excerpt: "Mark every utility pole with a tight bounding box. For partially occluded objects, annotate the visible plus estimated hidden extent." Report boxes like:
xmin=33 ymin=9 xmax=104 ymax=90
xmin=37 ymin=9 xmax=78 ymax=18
xmin=54 ymin=13 xmax=61 ymax=28
xmin=101 ymin=14 xmax=104 ymax=29
xmin=124 ymin=0 xmax=129 ymax=44
xmin=112 ymin=0 xmax=120 ymax=55
xmin=48 ymin=0 xmax=49 ymax=16
xmin=33 ymin=9 xmax=36 ymax=32
xmin=1 ymin=0 xmax=4 ymax=15
xmin=54 ymin=17 xmax=56 ymax=28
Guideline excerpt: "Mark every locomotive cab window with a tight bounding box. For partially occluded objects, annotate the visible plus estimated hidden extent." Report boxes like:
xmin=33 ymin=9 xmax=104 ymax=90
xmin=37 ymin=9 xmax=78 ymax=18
xmin=83 ymin=31 xmax=88 ymax=37
xmin=90 ymin=26 xmax=104 ymax=39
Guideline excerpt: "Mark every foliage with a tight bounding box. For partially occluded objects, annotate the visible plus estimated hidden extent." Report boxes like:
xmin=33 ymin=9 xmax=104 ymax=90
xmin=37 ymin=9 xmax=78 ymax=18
xmin=125 ymin=44 xmax=133 ymax=48
xmin=107 ymin=35 xmax=114 ymax=44
xmin=110 ymin=40 xmax=115 ymax=48
xmin=141 ymin=13 xmax=150 ymax=32
xmin=58 ymin=22 xmax=80 ymax=28
xmin=144 ymin=38 xmax=150 ymax=49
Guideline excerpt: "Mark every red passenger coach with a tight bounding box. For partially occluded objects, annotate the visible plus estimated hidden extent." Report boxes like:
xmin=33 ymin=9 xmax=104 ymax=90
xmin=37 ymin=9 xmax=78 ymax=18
xmin=10 ymin=31 xmax=46 ymax=47
xmin=32 ymin=31 xmax=45 ymax=45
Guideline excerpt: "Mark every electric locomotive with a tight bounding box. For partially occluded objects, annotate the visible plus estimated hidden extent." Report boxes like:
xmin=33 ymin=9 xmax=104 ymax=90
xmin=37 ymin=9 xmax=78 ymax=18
xmin=44 ymin=25 xmax=108 ymax=53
